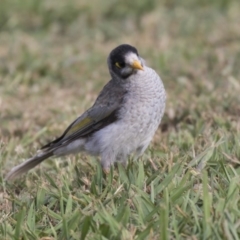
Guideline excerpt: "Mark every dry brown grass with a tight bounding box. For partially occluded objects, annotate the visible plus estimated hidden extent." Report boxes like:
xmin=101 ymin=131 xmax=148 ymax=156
xmin=1 ymin=1 xmax=240 ymax=239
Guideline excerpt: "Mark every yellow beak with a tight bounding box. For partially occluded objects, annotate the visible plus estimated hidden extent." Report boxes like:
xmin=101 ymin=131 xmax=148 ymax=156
xmin=131 ymin=60 xmax=144 ymax=71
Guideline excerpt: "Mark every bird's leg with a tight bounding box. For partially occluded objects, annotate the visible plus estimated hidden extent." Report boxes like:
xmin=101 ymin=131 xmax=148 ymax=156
xmin=100 ymin=151 xmax=114 ymax=174
xmin=115 ymin=153 xmax=128 ymax=169
xmin=120 ymin=161 xmax=127 ymax=168
xmin=103 ymin=167 xmax=110 ymax=174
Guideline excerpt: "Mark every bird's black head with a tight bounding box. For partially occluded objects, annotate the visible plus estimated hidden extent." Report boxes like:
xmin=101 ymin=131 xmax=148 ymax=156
xmin=108 ymin=44 xmax=144 ymax=79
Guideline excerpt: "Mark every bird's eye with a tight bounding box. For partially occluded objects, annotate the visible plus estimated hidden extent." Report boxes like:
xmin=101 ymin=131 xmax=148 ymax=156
xmin=115 ymin=62 xmax=125 ymax=68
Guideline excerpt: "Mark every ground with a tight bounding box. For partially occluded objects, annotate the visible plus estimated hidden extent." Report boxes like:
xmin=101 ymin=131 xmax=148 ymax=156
xmin=1 ymin=0 xmax=240 ymax=239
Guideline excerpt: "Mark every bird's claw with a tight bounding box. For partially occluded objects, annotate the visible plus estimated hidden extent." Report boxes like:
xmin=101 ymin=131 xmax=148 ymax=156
xmin=103 ymin=168 xmax=110 ymax=174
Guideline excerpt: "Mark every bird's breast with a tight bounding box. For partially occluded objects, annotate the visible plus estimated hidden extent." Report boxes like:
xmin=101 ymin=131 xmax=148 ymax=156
xmin=119 ymin=67 xmax=166 ymax=134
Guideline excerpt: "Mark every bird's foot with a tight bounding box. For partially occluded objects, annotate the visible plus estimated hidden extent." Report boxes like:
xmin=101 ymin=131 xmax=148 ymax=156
xmin=103 ymin=168 xmax=110 ymax=174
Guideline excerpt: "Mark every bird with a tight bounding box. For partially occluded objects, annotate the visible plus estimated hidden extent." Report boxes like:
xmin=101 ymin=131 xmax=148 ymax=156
xmin=5 ymin=44 xmax=166 ymax=180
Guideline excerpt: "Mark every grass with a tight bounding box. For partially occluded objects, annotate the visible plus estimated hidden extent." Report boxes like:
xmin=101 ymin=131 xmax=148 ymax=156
xmin=1 ymin=0 xmax=240 ymax=239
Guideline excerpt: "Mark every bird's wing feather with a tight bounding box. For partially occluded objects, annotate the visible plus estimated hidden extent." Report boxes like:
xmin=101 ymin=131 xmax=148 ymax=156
xmin=42 ymin=80 xmax=126 ymax=150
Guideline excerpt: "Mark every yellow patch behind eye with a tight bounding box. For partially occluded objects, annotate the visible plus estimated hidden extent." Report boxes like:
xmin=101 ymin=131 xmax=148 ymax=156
xmin=115 ymin=62 xmax=122 ymax=68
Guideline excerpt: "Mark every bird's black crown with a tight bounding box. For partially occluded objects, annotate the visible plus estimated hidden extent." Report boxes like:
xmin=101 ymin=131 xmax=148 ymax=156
xmin=108 ymin=44 xmax=140 ymax=79
xmin=109 ymin=44 xmax=139 ymax=66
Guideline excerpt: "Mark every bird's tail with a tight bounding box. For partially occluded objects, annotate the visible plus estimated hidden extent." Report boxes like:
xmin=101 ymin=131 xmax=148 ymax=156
xmin=5 ymin=151 xmax=53 ymax=181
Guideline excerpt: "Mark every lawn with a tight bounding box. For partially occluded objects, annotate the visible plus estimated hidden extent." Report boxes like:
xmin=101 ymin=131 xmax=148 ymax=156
xmin=1 ymin=0 xmax=240 ymax=239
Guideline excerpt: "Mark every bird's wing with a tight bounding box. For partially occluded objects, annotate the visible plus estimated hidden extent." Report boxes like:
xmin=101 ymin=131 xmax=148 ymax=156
xmin=42 ymin=80 xmax=127 ymax=150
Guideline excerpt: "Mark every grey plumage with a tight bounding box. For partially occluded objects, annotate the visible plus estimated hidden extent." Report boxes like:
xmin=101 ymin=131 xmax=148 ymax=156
xmin=6 ymin=44 xmax=166 ymax=180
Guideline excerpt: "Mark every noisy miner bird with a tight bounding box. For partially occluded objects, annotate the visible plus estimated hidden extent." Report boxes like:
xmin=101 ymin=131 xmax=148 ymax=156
xmin=6 ymin=44 xmax=166 ymax=180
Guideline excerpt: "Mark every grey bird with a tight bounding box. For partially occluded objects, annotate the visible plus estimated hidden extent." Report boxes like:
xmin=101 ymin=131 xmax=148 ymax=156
xmin=6 ymin=44 xmax=166 ymax=180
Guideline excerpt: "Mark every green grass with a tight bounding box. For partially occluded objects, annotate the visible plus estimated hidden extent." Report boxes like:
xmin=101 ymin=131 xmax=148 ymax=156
xmin=1 ymin=0 xmax=240 ymax=239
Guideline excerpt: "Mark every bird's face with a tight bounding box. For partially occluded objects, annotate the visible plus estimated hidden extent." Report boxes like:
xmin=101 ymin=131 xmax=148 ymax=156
xmin=108 ymin=44 xmax=144 ymax=79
